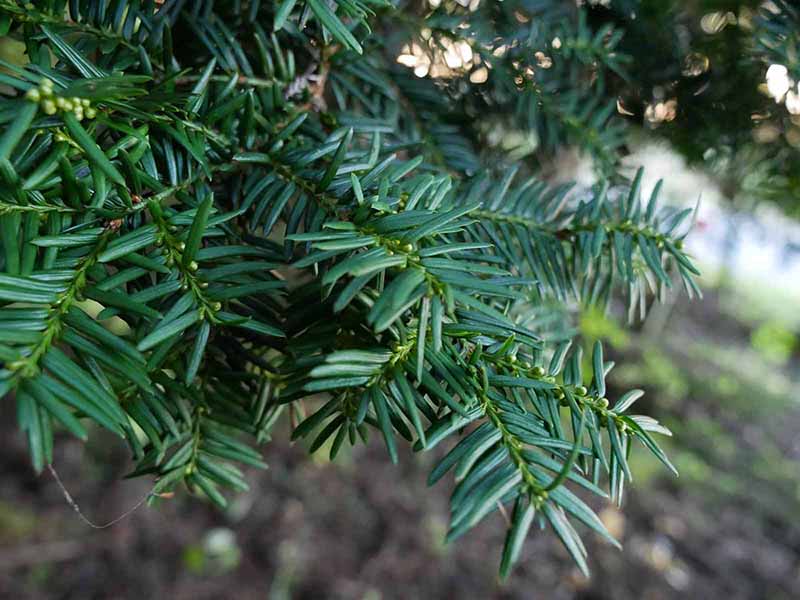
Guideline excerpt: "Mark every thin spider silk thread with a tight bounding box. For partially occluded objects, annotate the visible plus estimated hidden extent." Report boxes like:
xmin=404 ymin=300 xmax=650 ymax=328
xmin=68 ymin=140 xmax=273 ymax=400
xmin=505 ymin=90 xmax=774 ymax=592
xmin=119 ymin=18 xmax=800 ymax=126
xmin=47 ymin=463 xmax=155 ymax=529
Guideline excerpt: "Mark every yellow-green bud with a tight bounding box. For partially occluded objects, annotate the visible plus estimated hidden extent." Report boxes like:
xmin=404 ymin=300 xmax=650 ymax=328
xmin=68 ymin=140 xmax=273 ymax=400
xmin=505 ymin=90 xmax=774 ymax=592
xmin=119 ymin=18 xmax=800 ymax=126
xmin=40 ymin=78 xmax=53 ymax=90
xmin=575 ymin=385 xmax=588 ymax=396
xmin=25 ymin=88 xmax=41 ymax=102
xmin=85 ymin=107 xmax=97 ymax=119
xmin=73 ymin=106 xmax=84 ymax=121
xmin=55 ymin=97 xmax=67 ymax=109
xmin=42 ymin=100 xmax=57 ymax=115
xmin=71 ymin=97 xmax=81 ymax=106
xmin=62 ymin=100 xmax=74 ymax=111
xmin=212 ymin=302 xmax=222 ymax=311
xmin=178 ymin=241 xmax=186 ymax=251
xmin=403 ymin=243 xmax=414 ymax=252
xmin=81 ymin=98 xmax=91 ymax=107
xmin=189 ymin=260 xmax=199 ymax=271
xmin=531 ymin=366 xmax=545 ymax=377
xmin=597 ymin=397 xmax=609 ymax=408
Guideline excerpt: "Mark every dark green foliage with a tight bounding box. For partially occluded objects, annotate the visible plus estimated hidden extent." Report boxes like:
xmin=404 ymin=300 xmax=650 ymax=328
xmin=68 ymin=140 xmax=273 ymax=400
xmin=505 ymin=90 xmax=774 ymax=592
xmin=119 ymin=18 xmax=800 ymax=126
xmin=0 ymin=0 xmax=705 ymax=579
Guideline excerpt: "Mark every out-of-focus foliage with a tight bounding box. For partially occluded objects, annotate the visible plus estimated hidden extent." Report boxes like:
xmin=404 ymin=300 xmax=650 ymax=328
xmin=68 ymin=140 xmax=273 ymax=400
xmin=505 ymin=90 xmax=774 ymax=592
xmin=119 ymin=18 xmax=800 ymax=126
xmin=594 ymin=0 xmax=800 ymax=211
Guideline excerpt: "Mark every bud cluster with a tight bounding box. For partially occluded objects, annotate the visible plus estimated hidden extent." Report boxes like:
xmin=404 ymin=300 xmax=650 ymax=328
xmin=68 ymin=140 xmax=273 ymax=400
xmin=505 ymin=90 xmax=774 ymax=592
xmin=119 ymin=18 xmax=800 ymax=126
xmin=25 ymin=79 xmax=97 ymax=120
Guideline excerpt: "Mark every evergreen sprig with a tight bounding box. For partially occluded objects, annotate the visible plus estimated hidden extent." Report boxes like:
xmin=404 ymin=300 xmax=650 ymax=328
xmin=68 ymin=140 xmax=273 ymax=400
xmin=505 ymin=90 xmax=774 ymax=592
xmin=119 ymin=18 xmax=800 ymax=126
xmin=0 ymin=0 xmax=701 ymax=578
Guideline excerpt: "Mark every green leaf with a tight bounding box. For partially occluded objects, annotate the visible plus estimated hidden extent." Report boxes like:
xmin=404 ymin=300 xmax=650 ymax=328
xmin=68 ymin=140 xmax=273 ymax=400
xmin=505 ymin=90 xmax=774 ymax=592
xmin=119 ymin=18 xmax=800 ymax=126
xmin=0 ymin=101 xmax=37 ymax=161
xmin=393 ymin=367 xmax=426 ymax=446
xmin=613 ymin=389 xmax=644 ymax=413
xmin=137 ymin=310 xmax=201 ymax=351
xmin=307 ymin=0 xmax=363 ymax=54
xmin=592 ymin=341 xmax=606 ymax=397
xmin=63 ymin=112 xmax=125 ymax=186
xmin=183 ymin=194 xmax=214 ymax=266
xmin=304 ymin=376 xmax=370 ymax=392
xmin=499 ymin=498 xmax=536 ymax=579
xmin=186 ymin=321 xmax=211 ymax=384
xmin=372 ymin=387 xmax=398 ymax=463
xmin=274 ymin=0 xmax=298 ymax=31
xmin=98 ymin=225 xmax=159 ymax=262
xmin=85 ymin=287 xmax=161 ymax=319
xmin=542 ymin=503 xmax=589 ymax=577
xmin=41 ymin=25 xmax=106 ymax=78
xmin=17 ymin=390 xmax=46 ymax=473
xmin=25 ymin=378 xmax=88 ymax=441
xmin=319 ymin=128 xmax=352 ymax=191
xmin=607 ymin=416 xmax=632 ymax=481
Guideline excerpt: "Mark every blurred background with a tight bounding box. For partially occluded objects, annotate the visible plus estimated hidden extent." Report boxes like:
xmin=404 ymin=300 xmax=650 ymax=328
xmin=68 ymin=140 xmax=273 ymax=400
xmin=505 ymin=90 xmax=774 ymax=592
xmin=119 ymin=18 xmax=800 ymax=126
xmin=2 ymin=1 xmax=800 ymax=598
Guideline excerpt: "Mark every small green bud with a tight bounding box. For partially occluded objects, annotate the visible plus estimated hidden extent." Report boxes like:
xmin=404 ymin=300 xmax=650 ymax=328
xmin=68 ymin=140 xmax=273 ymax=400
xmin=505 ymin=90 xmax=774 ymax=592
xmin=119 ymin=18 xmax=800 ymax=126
xmin=25 ymin=88 xmax=41 ymax=102
xmin=62 ymin=100 xmax=74 ymax=111
xmin=178 ymin=241 xmax=186 ymax=251
xmin=81 ymin=98 xmax=91 ymax=108
xmin=189 ymin=260 xmax=199 ymax=271
xmin=575 ymin=385 xmax=588 ymax=396
xmin=41 ymin=99 xmax=57 ymax=115
xmin=55 ymin=97 xmax=67 ymax=109
xmin=85 ymin=107 xmax=97 ymax=119
xmin=73 ymin=106 xmax=84 ymax=121
xmin=40 ymin=78 xmax=54 ymax=90
xmin=403 ymin=243 xmax=414 ymax=252
xmin=212 ymin=302 xmax=222 ymax=311
xmin=71 ymin=97 xmax=81 ymax=106
xmin=200 ymin=281 xmax=209 ymax=289
xmin=180 ymin=282 xmax=189 ymax=291
xmin=597 ymin=397 xmax=609 ymax=409
xmin=531 ymin=366 xmax=545 ymax=377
